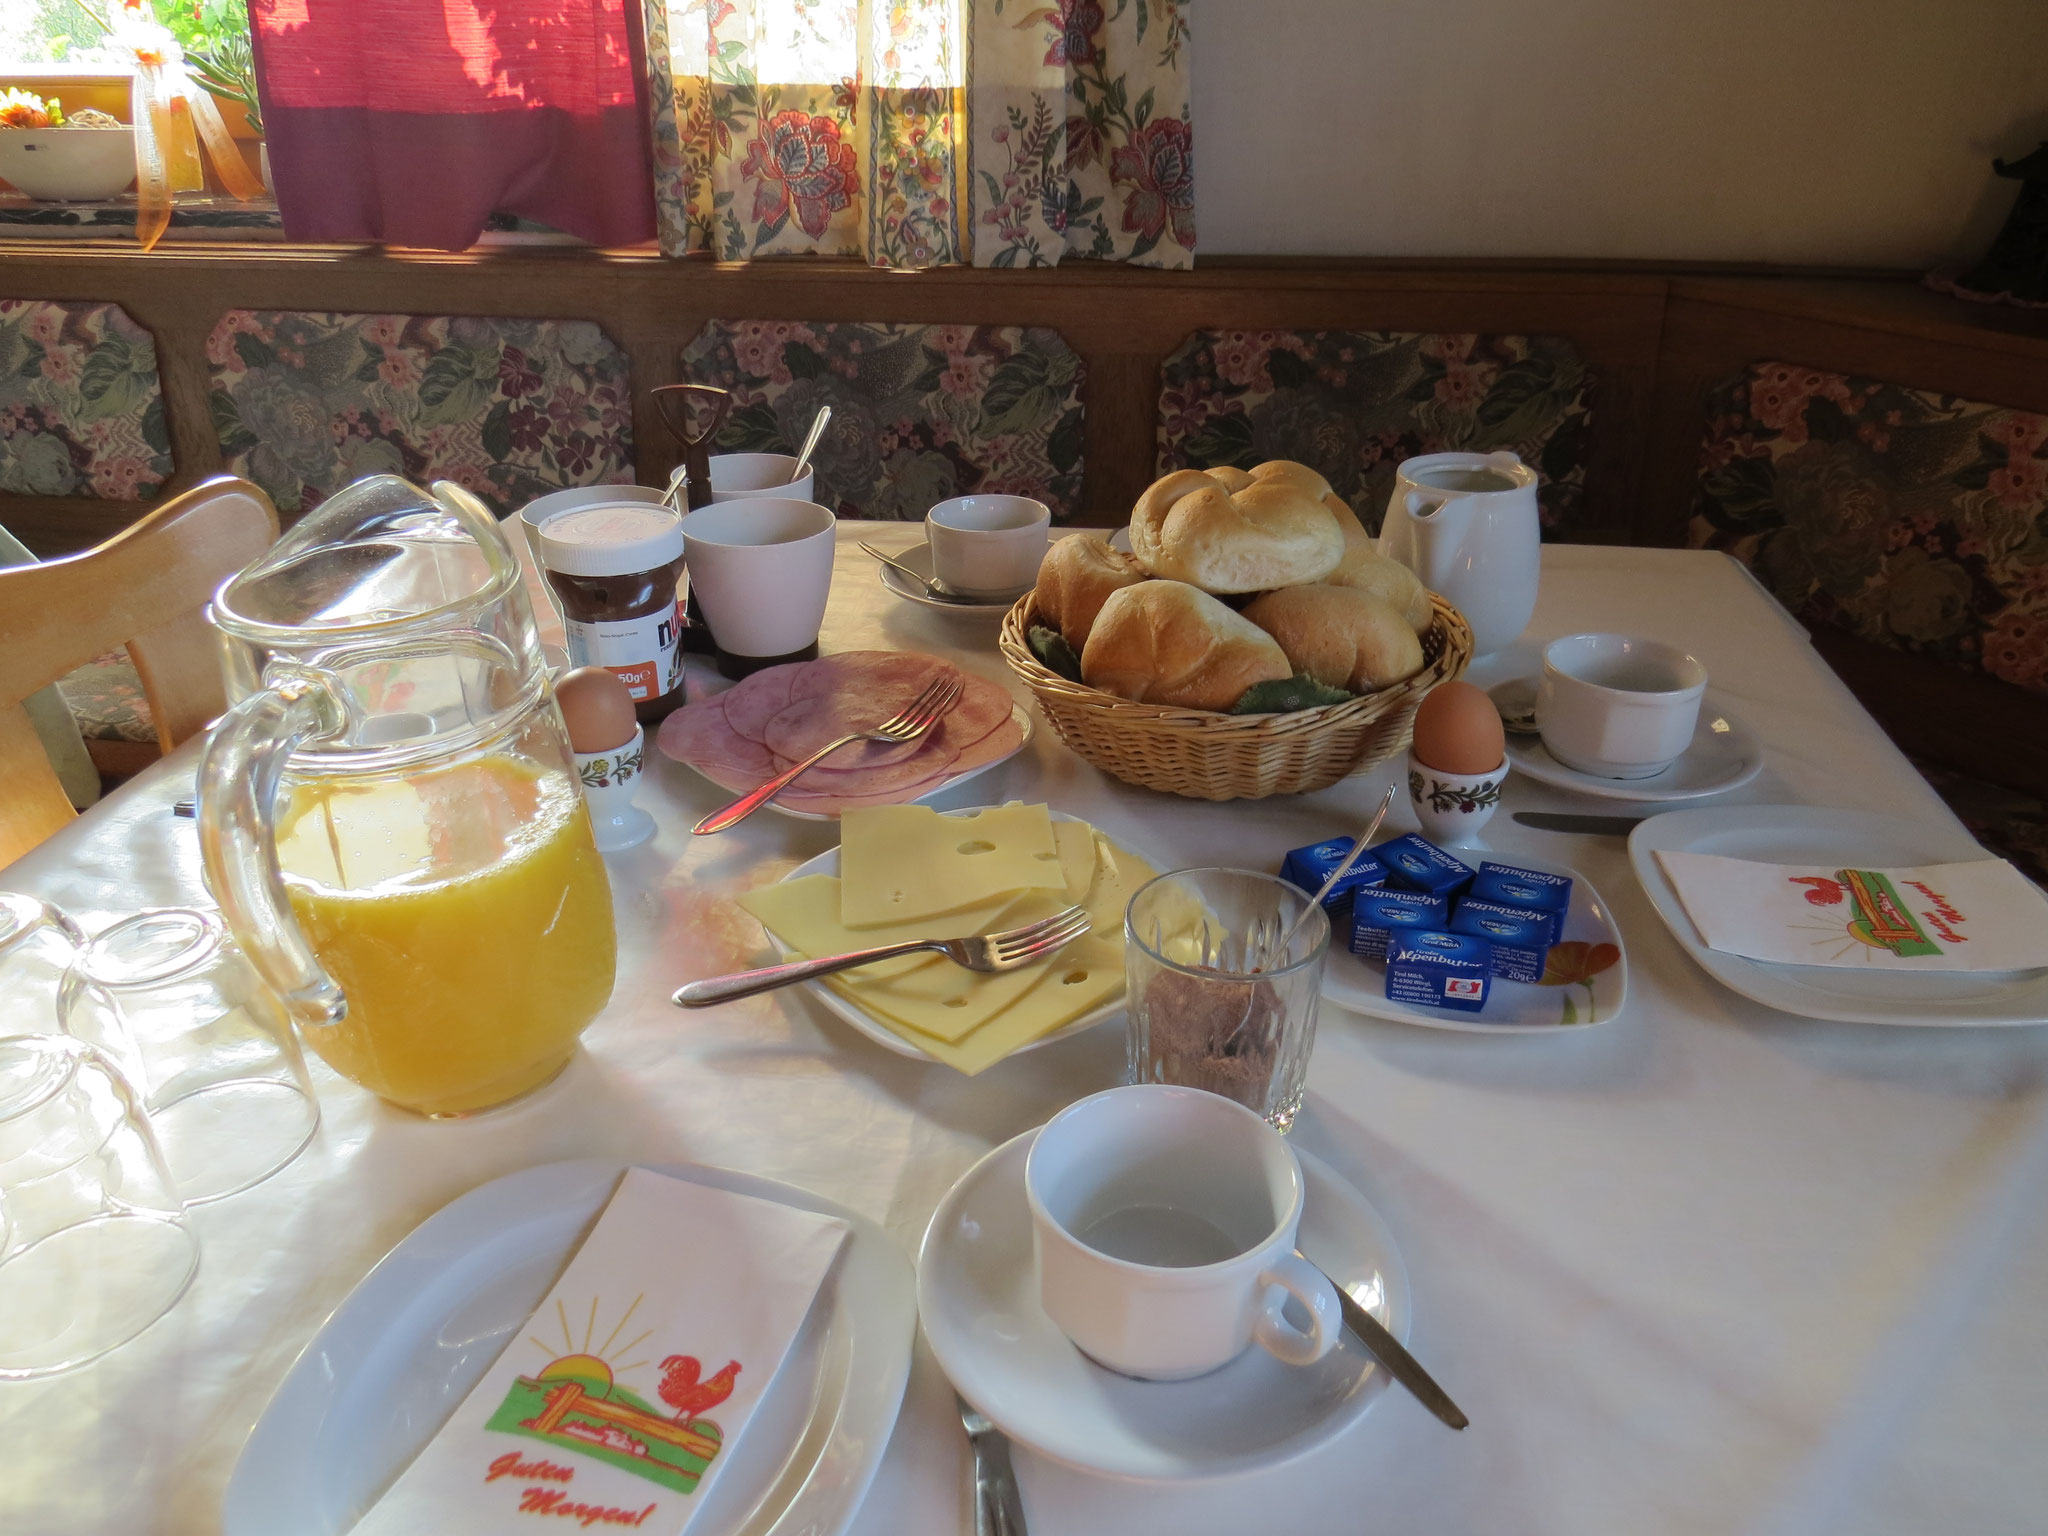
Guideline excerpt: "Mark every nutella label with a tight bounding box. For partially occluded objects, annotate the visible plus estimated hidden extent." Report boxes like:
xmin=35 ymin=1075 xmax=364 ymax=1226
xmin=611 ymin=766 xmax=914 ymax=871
xmin=565 ymin=604 xmax=683 ymax=702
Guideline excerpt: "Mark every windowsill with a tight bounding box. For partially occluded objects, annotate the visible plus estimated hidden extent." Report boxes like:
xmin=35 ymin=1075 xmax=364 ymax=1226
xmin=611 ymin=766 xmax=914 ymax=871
xmin=0 ymin=191 xmax=284 ymax=239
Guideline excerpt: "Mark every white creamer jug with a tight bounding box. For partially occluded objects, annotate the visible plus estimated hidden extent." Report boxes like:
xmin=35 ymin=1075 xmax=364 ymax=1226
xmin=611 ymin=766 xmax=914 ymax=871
xmin=1379 ymin=451 xmax=1541 ymax=659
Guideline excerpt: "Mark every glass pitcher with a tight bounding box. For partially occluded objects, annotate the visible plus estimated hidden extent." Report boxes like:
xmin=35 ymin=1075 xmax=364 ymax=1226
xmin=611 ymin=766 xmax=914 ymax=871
xmin=198 ymin=476 xmax=617 ymax=1118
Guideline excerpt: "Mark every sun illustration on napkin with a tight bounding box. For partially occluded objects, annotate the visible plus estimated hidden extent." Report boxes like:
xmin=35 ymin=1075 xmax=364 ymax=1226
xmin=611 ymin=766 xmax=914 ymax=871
xmin=484 ymin=1294 xmax=743 ymax=1496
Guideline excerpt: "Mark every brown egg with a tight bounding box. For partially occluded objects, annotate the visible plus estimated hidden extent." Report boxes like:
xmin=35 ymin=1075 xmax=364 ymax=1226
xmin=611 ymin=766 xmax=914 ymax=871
xmin=556 ymin=666 xmax=638 ymax=752
xmin=1411 ymin=680 xmax=1505 ymax=775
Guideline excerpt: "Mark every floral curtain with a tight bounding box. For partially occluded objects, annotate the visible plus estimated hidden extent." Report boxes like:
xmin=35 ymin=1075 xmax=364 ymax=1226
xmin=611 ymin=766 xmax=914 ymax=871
xmin=641 ymin=0 xmax=1191 ymax=268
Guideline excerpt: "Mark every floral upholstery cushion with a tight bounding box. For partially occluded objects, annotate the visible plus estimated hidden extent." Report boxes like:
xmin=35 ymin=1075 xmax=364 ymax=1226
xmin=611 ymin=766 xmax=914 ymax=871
xmin=0 ymin=300 xmax=171 ymax=499
xmin=208 ymin=311 xmax=635 ymax=515
xmin=679 ymin=321 xmax=1086 ymax=521
xmin=1689 ymin=363 xmax=2048 ymax=698
xmin=1911 ymin=757 xmax=2048 ymax=885
xmin=56 ymin=649 xmax=154 ymax=744
xmin=1155 ymin=330 xmax=1596 ymax=536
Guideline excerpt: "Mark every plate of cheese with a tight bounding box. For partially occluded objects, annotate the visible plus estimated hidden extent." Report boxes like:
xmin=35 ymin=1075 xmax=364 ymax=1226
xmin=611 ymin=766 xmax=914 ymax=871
xmin=736 ymin=802 xmax=1158 ymax=1072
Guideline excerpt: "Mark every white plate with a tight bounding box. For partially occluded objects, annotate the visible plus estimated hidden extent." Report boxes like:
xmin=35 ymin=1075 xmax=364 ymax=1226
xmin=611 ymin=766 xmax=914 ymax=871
xmin=224 ymin=1160 xmax=916 ymax=1536
xmin=767 ymin=808 xmax=1145 ymax=1061
xmin=872 ymin=541 xmax=1027 ymax=613
xmin=918 ymin=1130 xmax=1410 ymax=1482
xmin=1321 ymin=854 xmax=1628 ymax=1032
xmin=1630 ymin=805 xmax=2048 ymax=1027
xmin=678 ymin=702 xmax=1033 ymax=823
xmin=1488 ymin=678 xmax=1764 ymax=803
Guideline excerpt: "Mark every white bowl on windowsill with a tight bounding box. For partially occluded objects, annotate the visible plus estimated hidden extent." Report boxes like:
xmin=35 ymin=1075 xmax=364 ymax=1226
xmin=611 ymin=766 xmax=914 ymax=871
xmin=0 ymin=127 xmax=136 ymax=201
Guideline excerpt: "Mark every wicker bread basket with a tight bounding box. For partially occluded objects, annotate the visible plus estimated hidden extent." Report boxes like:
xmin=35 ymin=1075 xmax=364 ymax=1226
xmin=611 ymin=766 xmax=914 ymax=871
xmin=998 ymin=592 xmax=1475 ymax=800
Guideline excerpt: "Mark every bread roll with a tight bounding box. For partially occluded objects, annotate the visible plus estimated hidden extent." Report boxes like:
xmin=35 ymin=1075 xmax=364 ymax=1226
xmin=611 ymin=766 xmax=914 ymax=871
xmin=1324 ymin=548 xmax=1434 ymax=634
xmin=1034 ymin=533 xmax=1149 ymax=649
xmin=1081 ymin=580 xmax=1292 ymax=711
xmin=1128 ymin=461 xmax=1344 ymax=593
xmin=1242 ymin=584 xmax=1425 ymax=693
xmin=1324 ymin=490 xmax=1381 ymax=579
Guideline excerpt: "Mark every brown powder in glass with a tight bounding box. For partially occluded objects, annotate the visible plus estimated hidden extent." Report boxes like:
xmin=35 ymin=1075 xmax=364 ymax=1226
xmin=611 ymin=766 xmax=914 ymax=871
xmin=1139 ymin=967 xmax=1284 ymax=1113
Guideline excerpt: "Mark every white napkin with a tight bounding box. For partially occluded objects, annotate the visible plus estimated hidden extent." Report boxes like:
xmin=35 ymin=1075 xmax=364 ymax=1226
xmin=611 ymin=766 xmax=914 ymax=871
xmin=1656 ymin=850 xmax=2048 ymax=972
xmin=349 ymin=1168 xmax=848 ymax=1536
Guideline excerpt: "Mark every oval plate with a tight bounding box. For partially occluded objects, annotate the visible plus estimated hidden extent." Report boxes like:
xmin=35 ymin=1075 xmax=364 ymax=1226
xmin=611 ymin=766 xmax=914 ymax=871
xmin=1320 ymin=854 xmax=1628 ymax=1032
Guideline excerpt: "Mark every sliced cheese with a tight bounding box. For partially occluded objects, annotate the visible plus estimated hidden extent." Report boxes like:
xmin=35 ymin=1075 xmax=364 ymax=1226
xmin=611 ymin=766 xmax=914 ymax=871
xmin=1053 ymin=819 xmax=1099 ymax=902
xmin=739 ymin=873 xmax=1017 ymax=982
xmin=839 ymin=802 xmax=1064 ymax=927
xmin=1083 ymin=833 xmax=1158 ymax=939
xmin=878 ymin=935 xmax=1128 ymax=1075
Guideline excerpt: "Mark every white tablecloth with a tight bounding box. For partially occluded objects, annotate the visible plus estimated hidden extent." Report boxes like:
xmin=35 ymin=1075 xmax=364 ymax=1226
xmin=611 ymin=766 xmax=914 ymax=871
xmin=5 ymin=530 xmax=2045 ymax=1536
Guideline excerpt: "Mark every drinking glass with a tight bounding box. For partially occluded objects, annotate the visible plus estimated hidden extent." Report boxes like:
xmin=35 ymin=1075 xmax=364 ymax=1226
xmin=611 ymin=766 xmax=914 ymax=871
xmin=0 ymin=1033 xmax=198 ymax=1378
xmin=0 ymin=892 xmax=85 ymax=1037
xmin=1124 ymin=868 xmax=1331 ymax=1132
xmin=61 ymin=908 xmax=318 ymax=1204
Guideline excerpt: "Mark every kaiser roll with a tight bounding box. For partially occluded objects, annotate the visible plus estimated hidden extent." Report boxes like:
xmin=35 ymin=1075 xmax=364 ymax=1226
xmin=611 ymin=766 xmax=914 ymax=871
xmin=1323 ymin=547 xmax=1434 ymax=634
xmin=1128 ymin=460 xmax=1345 ymax=593
xmin=1081 ymin=579 xmax=1292 ymax=711
xmin=1033 ymin=533 xmax=1149 ymax=649
xmin=1242 ymin=583 xmax=1425 ymax=693
xmin=1324 ymin=489 xmax=1382 ymax=579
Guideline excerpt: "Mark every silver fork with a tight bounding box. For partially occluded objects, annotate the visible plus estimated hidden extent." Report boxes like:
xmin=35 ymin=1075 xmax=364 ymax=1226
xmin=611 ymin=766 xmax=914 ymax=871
xmin=691 ymin=672 xmax=964 ymax=835
xmin=671 ymin=903 xmax=1092 ymax=1007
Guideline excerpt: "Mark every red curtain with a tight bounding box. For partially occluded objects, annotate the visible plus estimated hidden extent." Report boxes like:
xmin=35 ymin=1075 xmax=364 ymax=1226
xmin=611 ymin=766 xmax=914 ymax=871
xmin=250 ymin=0 xmax=656 ymax=250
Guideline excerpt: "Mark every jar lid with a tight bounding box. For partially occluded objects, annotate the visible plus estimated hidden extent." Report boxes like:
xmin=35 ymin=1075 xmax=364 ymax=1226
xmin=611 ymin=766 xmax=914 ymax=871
xmin=537 ymin=504 xmax=685 ymax=578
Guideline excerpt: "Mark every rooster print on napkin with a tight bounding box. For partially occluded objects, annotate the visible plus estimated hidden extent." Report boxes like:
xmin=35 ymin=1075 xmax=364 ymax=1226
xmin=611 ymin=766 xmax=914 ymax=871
xmin=349 ymin=1169 xmax=848 ymax=1535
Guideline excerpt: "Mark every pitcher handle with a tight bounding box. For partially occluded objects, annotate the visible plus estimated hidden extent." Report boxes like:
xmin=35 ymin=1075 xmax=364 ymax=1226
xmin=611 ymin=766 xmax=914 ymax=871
xmin=197 ymin=665 xmax=351 ymax=1031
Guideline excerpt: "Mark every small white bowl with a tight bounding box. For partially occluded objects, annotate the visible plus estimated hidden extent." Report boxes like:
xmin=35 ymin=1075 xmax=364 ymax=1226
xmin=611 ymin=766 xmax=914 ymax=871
xmin=926 ymin=494 xmax=1049 ymax=598
xmin=710 ymin=453 xmax=815 ymax=505
xmin=0 ymin=127 xmax=136 ymax=201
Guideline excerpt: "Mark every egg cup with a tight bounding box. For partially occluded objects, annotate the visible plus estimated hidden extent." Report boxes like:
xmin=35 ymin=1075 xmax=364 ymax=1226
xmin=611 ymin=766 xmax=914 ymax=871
xmin=574 ymin=727 xmax=656 ymax=853
xmin=1405 ymin=748 xmax=1507 ymax=846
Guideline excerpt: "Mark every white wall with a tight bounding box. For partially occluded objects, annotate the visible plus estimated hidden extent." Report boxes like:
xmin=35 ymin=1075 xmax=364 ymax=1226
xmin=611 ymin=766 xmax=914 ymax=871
xmin=1194 ymin=0 xmax=2048 ymax=266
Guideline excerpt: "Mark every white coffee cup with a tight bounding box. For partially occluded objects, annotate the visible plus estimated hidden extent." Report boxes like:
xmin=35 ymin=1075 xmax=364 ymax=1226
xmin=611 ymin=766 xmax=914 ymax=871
xmin=1535 ymin=632 xmax=1708 ymax=779
xmin=678 ymin=498 xmax=836 ymax=673
xmin=709 ymin=452 xmax=815 ymax=506
xmin=1025 ymin=1083 xmax=1340 ymax=1381
xmin=926 ymin=495 xmax=1050 ymax=597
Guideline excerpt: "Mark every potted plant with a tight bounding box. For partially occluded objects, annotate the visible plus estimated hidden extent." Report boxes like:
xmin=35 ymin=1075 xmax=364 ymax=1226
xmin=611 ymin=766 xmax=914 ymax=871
xmin=0 ymin=88 xmax=136 ymax=201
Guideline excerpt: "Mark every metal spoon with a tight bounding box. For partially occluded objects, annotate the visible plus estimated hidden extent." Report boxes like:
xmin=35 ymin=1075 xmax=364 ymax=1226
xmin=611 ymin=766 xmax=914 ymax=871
xmin=858 ymin=541 xmax=982 ymax=604
xmin=658 ymin=462 xmax=689 ymax=511
xmin=791 ymin=405 xmax=832 ymax=482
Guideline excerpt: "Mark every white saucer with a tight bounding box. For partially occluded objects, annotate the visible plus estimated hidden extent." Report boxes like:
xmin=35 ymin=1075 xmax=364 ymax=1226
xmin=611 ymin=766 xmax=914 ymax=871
xmin=918 ymin=1130 xmax=1410 ymax=1481
xmin=769 ymin=808 xmax=1148 ymax=1061
xmin=873 ymin=542 xmax=1028 ymax=612
xmin=1321 ymin=854 xmax=1628 ymax=1032
xmin=1489 ymin=678 xmax=1764 ymax=802
xmin=225 ymin=1160 xmax=915 ymax=1536
xmin=1630 ymin=805 xmax=2048 ymax=1027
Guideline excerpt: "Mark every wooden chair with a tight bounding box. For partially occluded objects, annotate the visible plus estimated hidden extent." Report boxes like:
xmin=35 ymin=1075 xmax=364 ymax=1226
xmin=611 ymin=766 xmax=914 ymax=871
xmin=0 ymin=476 xmax=278 ymax=868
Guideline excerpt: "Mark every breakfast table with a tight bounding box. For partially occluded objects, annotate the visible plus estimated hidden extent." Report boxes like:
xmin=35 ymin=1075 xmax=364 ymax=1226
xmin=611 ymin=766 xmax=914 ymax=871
xmin=5 ymin=522 xmax=2048 ymax=1536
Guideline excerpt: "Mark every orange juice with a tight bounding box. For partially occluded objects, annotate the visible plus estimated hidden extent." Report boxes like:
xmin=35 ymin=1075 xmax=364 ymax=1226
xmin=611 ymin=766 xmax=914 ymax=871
xmin=276 ymin=755 xmax=616 ymax=1116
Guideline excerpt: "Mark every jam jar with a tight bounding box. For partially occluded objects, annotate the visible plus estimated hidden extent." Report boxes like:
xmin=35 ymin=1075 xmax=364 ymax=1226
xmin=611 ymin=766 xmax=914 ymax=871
xmin=536 ymin=503 xmax=688 ymax=725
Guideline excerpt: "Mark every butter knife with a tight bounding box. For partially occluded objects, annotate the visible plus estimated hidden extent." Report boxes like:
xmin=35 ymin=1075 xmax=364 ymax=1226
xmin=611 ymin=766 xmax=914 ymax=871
xmin=1312 ymin=1260 xmax=1469 ymax=1430
xmin=958 ymin=1394 xmax=1027 ymax=1536
xmin=1512 ymin=811 xmax=1646 ymax=836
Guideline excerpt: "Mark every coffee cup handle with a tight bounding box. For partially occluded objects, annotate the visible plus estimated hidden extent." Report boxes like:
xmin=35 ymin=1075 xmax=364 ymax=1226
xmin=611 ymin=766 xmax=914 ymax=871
xmin=1250 ymin=1252 xmax=1341 ymax=1366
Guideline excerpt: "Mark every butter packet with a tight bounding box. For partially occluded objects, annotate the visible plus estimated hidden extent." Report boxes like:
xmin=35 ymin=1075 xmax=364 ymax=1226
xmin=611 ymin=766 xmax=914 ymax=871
xmin=1349 ymin=887 xmax=1450 ymax=961
xmin=1386 ymin=930 xmax=1492 ymax=1012
xmin=1449 ymin=900 xmax=1552 ymax=983
xmin=1372 ymin=834 xmax=1476 ymax=901
xmin=1469 ymin=863 xmax=1572 ymax=943
xmin=1281 ymin=837 xmax=1387 ymax=916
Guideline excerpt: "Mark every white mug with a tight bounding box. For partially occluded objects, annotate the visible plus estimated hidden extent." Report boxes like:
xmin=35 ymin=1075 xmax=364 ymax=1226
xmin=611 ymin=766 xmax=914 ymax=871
xmin=709 ymin=452 xmax=815 ymax=507
xmin=1535 ymin=632 xmax=1707 ymax=778
xmin=678 ymin=498 xmax=836 ymax=671
xmin=926 ymin=495 xmax=1049 ymax=597
xmin=1026 ymin=1083 xmax=1340 ymax=1381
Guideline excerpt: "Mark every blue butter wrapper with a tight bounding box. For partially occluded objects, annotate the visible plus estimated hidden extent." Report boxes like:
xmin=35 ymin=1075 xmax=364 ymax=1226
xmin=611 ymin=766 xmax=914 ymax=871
xmin=1349 ymin=887 xmax=1451 ymax=960
xmin=1282 ymin=838 xmax=1387 ymax=914
xmin=1372 ymin=833 xmax=1476 ymax=901
xmin=1386 ymin=929 xmax=1492 ymax=1012
xmin=1471 ymin=863 xmax=1573 ymax=942
xmin=1449 ymin=900 xmax=1552 ymax=983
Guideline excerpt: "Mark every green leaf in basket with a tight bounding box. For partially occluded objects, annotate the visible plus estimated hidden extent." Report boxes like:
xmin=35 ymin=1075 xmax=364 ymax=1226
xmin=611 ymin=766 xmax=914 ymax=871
xmin=1229 ymin=674 xmax=1356 ymax=715
xmin=1027 ymin=624 xmax=1084 ymax=682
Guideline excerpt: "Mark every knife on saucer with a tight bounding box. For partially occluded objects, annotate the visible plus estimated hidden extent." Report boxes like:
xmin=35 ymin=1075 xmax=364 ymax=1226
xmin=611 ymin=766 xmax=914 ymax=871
xmin=1312 ymin=1261 xmax=1469 ymax=1430
xmin=1513 ymin=811 xmax=1646 ymax=836
xmin=957 ymin=1394 xmax=1028 ymax=1535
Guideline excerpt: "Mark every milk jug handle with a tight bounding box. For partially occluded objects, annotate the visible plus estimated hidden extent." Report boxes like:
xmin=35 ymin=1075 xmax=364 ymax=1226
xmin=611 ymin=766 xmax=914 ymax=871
xmin=197 ymin=669 xmax=350 ymax=1031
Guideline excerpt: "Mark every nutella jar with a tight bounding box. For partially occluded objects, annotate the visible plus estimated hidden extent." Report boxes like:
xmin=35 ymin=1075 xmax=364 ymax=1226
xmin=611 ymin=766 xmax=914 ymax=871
xmin=536 ymin=503 xmax=687 ymax=724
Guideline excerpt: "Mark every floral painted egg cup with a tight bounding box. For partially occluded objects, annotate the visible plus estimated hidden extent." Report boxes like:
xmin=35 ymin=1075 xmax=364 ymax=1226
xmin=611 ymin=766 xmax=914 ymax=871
xmin=575 ymin=727 xmax=654 ymax=853
xmin=1405 ymin=749 xmax=1507 ymax=845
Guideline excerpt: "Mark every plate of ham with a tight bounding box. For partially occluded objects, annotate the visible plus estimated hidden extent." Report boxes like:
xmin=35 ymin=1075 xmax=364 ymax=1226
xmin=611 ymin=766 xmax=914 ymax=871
xmin=656 ymin=651 xmax=1032 ymax=820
